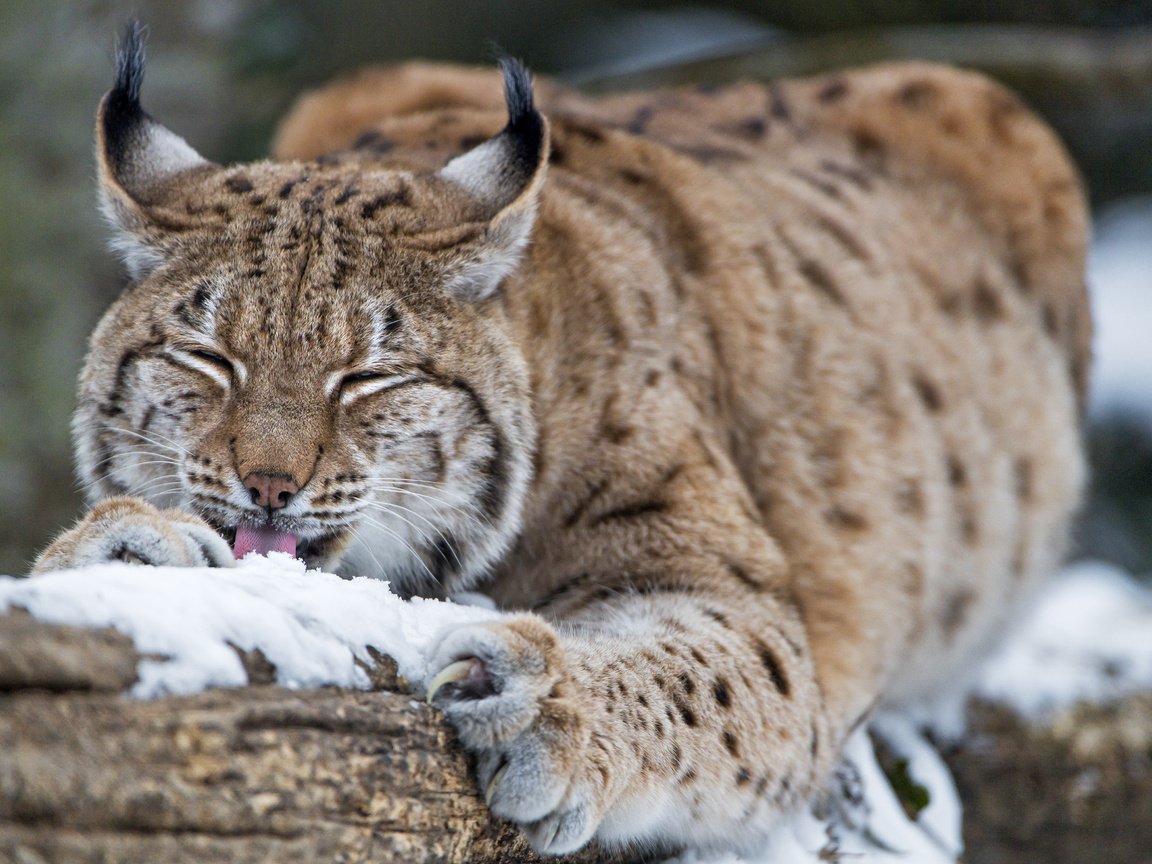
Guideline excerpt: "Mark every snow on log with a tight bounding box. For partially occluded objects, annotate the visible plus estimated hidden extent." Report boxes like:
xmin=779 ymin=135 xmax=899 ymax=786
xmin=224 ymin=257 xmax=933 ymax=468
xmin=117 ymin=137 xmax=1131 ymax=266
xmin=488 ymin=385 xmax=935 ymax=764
xmin=0 ymin=558 xmax=1150 ymax=863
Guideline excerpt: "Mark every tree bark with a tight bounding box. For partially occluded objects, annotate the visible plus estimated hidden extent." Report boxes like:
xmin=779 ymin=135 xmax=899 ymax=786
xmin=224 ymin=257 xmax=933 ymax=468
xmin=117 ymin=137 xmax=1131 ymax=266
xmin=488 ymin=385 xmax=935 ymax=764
xmin=0 ymin=610 xmax=638 ymax=864
xmin=0 ymin=608 xmax=1148 ymax=863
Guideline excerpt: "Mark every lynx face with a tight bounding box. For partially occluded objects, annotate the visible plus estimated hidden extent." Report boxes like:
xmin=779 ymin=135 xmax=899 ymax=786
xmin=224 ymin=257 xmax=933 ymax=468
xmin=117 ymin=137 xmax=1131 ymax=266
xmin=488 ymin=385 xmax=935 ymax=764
xmin=74 ymin=48 xmax=547 ymax=594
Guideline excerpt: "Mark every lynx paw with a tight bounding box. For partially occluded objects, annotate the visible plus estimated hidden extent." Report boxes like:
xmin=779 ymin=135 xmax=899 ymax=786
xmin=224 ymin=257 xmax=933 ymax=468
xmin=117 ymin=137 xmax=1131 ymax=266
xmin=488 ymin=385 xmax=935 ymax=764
xmin=426 ymin=615 xmax=603 ymax=854
xmin=32 ymin=497 xmax=233 ymax=574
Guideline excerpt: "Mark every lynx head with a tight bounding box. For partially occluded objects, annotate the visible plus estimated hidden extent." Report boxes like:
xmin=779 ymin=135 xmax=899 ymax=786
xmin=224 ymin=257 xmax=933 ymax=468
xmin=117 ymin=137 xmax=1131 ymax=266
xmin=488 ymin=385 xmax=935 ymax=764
xmin=76 ymin=23 xmax=548 ymax=594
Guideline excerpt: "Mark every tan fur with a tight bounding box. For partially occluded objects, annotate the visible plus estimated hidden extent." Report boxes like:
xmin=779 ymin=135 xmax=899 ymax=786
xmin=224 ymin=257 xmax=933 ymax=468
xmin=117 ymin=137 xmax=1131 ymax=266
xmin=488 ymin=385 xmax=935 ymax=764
xmin=39 ymin=59 xmax=1088 ymax=855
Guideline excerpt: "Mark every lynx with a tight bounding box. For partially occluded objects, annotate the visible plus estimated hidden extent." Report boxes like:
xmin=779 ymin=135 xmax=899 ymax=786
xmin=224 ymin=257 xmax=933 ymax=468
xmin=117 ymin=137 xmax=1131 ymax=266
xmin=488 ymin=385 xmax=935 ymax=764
xmin=36 ymin=23 xmax=1089 ymax=857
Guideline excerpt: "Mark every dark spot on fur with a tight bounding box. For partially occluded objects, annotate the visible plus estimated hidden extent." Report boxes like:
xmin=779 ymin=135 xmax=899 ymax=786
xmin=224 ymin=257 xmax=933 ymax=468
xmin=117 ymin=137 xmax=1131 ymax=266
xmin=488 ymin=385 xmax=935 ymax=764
xmin=851 ymin=130 xmax=886 ymax=169
xmin=676 ymin=698 xmax=697 ymax=727
xmin=896 ymin=479 xmax=925 ymax=517
xmin=912 ymin=373 xmax=943 ymax=413
xmin=941 ymin=588 xmax=976 ymax=637
xmin=619 ymin=168 xmax=646 ymax=186
xmin=1014 ymin=457 xmax=1034 ymax=502
xmin=278 ymin=177 xmax=304 ymax=199
xmin=1042 ymin=302 xmax=1059 ymax=338
xmin=898 ymin=80 xmax=937 ymax=111
xmin=704 ymin=608 xmax=731 ymax=629
xmin=987 ymin=89 xmax=1025 ymax=142
xmin=959 ymin=507 xmax=979 ymax=544
xmin=755 ymin=639 xmax=791 ymax=697
xmin=361 ymin=186 xmax=411 ymax=218
xmin=819 ymin=159 xmax=873 ymax=191
xmin=678 ymin=672 xmax=696 ymax=696
xmin=717 ymin=116 xmax=767 ymax=140
xmin=947 ymin=455 xmax=967 ymax=487
xmin=723 ymin=558 xmax=765 ymax=592
xmin=824 ymin=507 xmax=869 ymax=531
xmin=767 ymin=83 xmax=792 ymax=122
xmin=815 ymin=214 xmax=872 ymax=262
xmin=458 ymin=134 xmax=488 ymax=150
xmin=973 ymin=275 xmax=1005 ymax=322
xmin=817 ymin=78 xmax=849 ymax=103
xmin=599 ymin=392 xmax=634 ymax=443
xmin=736 ymin=767 xmax=752 ymax=786
xmin=588 ymin=499 xmax=667 ymax=528
xmin=530 ymin=571 xmax=594 ymax=611
xmin=627 ymin=105 xmax=655 ymax=135
xmin=714 ymin=678 xmax=732 ymax=709
xmin=789 ymin=168 xmax=842 ymax=200
xmin=903 ymin=561 xmax=925 ymax=598
xmin=352 ymin=130 xmax=395 ymax=152
xmin=225 ymin=174 xmax=253 ymax=194
xmin=570 ymin=123 xmax=605 ymax=144
xmin=800 ymin=258 xmax=847 ymax=306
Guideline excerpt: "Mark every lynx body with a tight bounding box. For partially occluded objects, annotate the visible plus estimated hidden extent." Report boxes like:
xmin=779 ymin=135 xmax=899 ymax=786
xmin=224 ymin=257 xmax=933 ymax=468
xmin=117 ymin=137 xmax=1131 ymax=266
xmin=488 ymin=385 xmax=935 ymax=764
xmin=38 ymin=28 xmax=1089 ymax=856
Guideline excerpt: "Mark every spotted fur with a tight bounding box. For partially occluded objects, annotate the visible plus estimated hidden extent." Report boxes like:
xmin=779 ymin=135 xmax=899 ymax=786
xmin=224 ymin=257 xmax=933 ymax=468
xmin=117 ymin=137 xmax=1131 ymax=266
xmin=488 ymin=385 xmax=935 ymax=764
xmin=36 ymin=26 xmax=1089 ymax=858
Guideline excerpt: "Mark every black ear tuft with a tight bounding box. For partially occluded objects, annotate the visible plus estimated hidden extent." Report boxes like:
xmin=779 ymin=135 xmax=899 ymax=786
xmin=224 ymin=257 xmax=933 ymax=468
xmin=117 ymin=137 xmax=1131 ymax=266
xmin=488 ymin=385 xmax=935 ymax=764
xmin=499 ymin=56 xmax=535 ymax=128
xmin=497 ymin=56 xmax=544 ymax=169
xmin=103 ymin=21 xmax=148 ymax=169
xmin=114 ymin=21 xmax=146 ymax=107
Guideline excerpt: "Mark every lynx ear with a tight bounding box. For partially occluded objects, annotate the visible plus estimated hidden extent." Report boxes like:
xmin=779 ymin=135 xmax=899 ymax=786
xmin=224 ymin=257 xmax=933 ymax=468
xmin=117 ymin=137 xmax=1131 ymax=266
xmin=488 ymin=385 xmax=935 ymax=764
xmin=96 ymin=22 xmax=212 ymax=278
xmin=438 ymin=58 xmax=549 ymax=301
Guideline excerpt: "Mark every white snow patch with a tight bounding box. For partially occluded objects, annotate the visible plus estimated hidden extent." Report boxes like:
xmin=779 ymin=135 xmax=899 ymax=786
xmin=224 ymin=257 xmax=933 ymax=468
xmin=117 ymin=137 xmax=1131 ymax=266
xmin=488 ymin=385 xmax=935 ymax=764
xmin=1088 ymin=196 xmax=1152 ymax=421
xmin=976 ymin=560 xmax=1152 ymax=717
xmin=0 ymin=553 xmax=496 ymax=698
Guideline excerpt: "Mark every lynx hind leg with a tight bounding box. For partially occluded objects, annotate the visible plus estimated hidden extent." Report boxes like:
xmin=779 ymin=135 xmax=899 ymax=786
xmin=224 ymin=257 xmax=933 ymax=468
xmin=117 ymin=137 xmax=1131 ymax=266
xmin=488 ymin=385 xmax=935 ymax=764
xmin=32 ymin=497 xmax=233 ymax=574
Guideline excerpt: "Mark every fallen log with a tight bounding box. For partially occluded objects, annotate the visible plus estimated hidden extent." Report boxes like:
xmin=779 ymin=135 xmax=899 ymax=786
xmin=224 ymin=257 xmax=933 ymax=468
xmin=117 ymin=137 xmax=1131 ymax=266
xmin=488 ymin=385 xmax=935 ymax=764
xmin=0 ymin=608 xmax=1149 ymax=863
xmin=0 ymin=611 xmax=636 ymax=864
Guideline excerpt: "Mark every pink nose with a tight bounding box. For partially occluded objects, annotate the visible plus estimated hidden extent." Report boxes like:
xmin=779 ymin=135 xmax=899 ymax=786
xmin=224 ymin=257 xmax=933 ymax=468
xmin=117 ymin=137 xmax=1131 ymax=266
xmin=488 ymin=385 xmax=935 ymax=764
xmin=244 ymin=472 xmax=299 ymax=510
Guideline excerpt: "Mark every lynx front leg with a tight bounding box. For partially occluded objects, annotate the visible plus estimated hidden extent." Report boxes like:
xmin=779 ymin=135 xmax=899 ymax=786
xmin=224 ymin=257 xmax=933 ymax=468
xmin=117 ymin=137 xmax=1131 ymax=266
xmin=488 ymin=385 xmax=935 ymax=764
xmin=33 ymin=497 xmax=234 ymax=574
xmin=427 ymin=575 xmax=833 ymax=855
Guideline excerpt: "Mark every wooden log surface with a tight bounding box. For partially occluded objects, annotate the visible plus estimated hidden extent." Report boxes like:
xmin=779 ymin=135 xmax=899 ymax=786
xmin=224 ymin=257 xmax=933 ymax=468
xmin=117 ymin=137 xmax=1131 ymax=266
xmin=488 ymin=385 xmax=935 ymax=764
xmin=0 ymin=608 xmax=1149 ymax=863
xmin=0 ymin=610 xmax=635 ymax=864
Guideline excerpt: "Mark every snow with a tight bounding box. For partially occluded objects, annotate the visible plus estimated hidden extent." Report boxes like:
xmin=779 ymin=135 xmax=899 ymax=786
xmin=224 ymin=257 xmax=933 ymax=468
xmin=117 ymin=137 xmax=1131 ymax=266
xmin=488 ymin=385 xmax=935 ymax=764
xmin=977 ymin=560 xmax=1152 ymax=716
xmin=1087 ymin=197 xmax=1152 ymax=421
xmin=0 ymin=553 xmax=497 ymax=698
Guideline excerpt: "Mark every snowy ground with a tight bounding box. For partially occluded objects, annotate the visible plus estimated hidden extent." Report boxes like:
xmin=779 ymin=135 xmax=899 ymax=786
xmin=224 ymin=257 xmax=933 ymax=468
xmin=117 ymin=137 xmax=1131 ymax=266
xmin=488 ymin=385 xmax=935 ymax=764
xmin=1 ymin=201 xmax=1150 ymax=862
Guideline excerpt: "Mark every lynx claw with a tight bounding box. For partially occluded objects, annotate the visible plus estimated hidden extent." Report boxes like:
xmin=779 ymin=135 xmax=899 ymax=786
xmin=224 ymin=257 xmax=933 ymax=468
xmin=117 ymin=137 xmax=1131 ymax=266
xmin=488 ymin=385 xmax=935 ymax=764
xmin=426 ymin=657 xmax=488 ymax=703
xmin=485 ymin=761 xmax=509 ymax=806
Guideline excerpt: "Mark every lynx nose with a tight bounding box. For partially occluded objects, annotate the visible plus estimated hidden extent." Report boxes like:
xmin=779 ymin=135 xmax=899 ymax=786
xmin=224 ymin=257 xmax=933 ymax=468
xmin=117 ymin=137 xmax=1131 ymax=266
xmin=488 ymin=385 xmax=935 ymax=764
xmin=244 ymin=472 xmax=299 ymax=511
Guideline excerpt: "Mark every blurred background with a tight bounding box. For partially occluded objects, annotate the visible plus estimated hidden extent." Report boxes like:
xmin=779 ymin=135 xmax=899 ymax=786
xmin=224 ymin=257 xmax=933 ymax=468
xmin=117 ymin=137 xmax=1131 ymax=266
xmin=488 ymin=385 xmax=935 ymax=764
xmin=0 ymin=0 xmax=1149 ymax=577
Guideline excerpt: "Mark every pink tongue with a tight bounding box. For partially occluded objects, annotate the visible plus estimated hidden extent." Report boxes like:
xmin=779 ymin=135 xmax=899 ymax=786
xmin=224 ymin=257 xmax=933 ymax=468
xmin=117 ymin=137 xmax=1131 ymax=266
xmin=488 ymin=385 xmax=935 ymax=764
xmin=232 ymin=524 xmax=298 ymax=560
